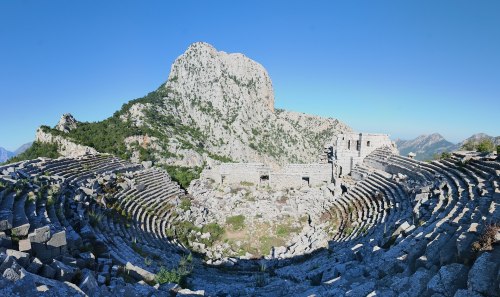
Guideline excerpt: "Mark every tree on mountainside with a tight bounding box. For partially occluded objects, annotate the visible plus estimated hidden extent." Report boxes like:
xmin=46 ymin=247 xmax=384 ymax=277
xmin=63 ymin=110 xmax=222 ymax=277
xmin=477 ymin=139 xmax=495 ymax=153
xmin=4 ymin=141 xmax=60 ymax=164
xmin=461 ymin=138 xmax=495 ymax=153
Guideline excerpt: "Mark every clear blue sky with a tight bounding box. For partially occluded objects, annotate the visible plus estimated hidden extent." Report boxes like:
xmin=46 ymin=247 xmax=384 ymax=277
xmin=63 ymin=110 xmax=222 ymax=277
xmin=1 ymin=1 xmax=499 ymax=151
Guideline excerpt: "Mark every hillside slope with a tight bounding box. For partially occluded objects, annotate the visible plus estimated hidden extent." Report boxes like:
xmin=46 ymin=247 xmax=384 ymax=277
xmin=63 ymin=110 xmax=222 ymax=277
xmin=0 ymin=147 xmax=14 ymax=163
xmin=31 ymin=42 xmax=351 ymax=170
xmin=396 ymin=132 xmax=499 ymax=161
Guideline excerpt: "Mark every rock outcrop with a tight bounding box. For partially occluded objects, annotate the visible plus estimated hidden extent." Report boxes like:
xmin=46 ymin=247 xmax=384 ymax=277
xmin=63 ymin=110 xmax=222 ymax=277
xmin=55 ymin=113 xmax=78 ymax=133
xmin=38 ymin=42 xmax=351 ymax=168
xmin=35 ymin=128 xmax=97 ymax=157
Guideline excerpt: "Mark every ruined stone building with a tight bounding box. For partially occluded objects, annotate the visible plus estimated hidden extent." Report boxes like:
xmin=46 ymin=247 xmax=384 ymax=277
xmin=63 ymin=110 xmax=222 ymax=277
xmin=202 ymin=132 xmax=397 ymax=189
xmin=328 ymin=132 xmax=398 ymax=177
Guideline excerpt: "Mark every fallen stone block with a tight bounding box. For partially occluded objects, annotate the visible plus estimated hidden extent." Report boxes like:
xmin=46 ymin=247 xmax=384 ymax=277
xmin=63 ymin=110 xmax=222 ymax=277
xmin=18 ymin=238 xmax=31 ymax=252
xmin=426 ymin=263 xmax=468 ymax=296
xmin=46 ymin=230 xmax=67 ymax=248
xmin=467 ymin=252 xmax=498 ymax=296
xmin=2 ymin=267 xmax=21 ymax=281
xmin=6 ymin=249 xmax=29 ymax=267
xmin=28 ymin=226 xmax=51 ymax=244
xmin=40 ymin=264 xmax=56 ymax=279
xmin=79 ymin=269 xmax=99 ymax=295
xmin=50 ymin=259 xmax=79 ymax=282
xmin=125 ymin=262 xmax=155 ymax=283
xmin=26 ymin=257 xmax=43 ymax=274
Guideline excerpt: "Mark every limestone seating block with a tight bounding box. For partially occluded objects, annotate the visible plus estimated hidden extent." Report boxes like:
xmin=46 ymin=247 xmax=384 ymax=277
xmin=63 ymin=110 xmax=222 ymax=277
xmin=50 ymin=259 xmax=79 ymax=282
xmin=5 ymin=249 xmax=30 ymax=267
xmin=0 ymin=214 xmax=13 ymax=231
xmin=26 ymin=257 xmax=43 ymax=274
xmin=28 ymin=225 xmax=51 ymax=244
xmin=46 ymin=230 xmax=67 ymax=248
xmin=18 ymin=238 xmax=31 ymax=252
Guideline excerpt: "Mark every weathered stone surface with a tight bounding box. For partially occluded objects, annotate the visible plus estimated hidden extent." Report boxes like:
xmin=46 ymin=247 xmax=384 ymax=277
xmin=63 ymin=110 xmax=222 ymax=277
xmin=46 ymin=230 xmax=67 ymax=248
xmin=28 ymin=226 xmax=50 ymax=243
xmin=50 ymin=259 xmax=79 ymax=282
xmin=26 ymin=257 xmax=43 ymax=274
xmin=427 ymin=263 xmax=468 ymax=297
xmin=0 ymin=255 xmax=16 ymax=274
xmin=40 ymin=264 xmax=56 ymax=279
xmin=467 ymin=252 xmax=499 ymax=296
xmin=2 ymin=268 xmax=20 ymax=281
xmin=18 ymin=239 xmax=31 ymax=252
xmin=5 ymin=250 xmax=29 ymax=267
xmin=79 ymin=269 xmax=99 ymax=295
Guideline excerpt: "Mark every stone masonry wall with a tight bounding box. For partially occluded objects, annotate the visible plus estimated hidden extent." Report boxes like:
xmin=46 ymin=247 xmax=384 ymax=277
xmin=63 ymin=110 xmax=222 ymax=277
xmin=333 ymin=133 xmax=397 ymax=177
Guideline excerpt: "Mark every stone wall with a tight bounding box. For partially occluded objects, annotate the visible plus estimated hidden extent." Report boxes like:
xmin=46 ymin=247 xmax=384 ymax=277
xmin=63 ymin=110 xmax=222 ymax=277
xmin=202 ymin=132 xmax=396 ymax=187
xmin=331 ymin=133 xmax=397 ymax=177
xmin=202 ymin=163 xmax=332 ymax=189
xmin=202 ymin=163 xmax=271 ymax=186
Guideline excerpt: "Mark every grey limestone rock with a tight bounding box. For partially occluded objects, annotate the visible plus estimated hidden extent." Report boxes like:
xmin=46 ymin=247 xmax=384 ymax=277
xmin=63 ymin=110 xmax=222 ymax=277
xmin=427 ymin=263 xmax=469 ymax=297
xmin=467 ymin=252 xmax=499 ymax=296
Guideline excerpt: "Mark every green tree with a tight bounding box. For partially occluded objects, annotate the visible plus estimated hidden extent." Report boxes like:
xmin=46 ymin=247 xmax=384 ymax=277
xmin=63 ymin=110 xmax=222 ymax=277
xmin=4 ymin=142 xmax=60 ymax=164
xmin=477 ymin=139 xmax=495 ymax=153
xmin=461 ymin=141 xmax=476 ymax=151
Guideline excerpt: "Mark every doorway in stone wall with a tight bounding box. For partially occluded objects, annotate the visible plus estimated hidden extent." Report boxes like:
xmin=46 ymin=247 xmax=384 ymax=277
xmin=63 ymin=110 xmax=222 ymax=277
xmin=260 ymin=175 xmax=269 ymax=187
xmin=302 ymin=176 xmax=310 ymax=187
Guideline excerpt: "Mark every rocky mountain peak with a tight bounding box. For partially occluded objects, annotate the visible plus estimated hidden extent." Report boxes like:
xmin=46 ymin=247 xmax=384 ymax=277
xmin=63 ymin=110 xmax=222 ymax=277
xmin=33 ymin=42 xmax=351 ymax=167
xmin=55 ymin=113 xmax=78 ymax=133
xmin=165 ymin=42 xmax=275 ymax=117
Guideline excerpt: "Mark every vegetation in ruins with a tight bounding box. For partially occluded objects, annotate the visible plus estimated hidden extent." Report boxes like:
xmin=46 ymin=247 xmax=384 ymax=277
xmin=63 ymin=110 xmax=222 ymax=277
xmin=179 ymin=197 xmax=192 ymax=211
xmin=226 ymin=215 xmax=245 ymax=231
xmin=239 ymin=181 xmax=254 ymax=187
xmin=88 ymin=211 xmax=104 ymax=227
xmin=432 ymin=151 xmax=452 ymax=160
xmin=169 ymin=220 xmax=224 ymax=248
xmin=4 ymin=141 xmax=60 ymax=164
xmin=163 ymin=165 xmax=203 ymax=189
xmin=472 ymin=223 xmax=500 ymax=252
xmin=155 ymin=254 xmax=193 ymax=285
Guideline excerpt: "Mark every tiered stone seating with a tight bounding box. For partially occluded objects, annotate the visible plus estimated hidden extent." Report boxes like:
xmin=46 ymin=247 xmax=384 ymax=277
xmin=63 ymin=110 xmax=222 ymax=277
xmin=0 ymin=150 xmax=498 ymax=296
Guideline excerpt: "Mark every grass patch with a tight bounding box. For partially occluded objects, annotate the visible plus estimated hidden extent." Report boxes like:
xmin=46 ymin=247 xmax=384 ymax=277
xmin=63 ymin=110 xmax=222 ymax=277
xmin=240 ymin=181 xmax=254 ymax=187
xmin=276 ymin=223 xmax=300 ymax=238
xmin=226 ymin=215 xmax=245 ymax=231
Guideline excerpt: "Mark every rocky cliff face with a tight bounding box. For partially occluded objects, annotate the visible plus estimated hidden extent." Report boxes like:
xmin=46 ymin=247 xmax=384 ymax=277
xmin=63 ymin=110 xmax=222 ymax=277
xmin=36 ymin=128 xmax=97 ymax=157
xmin=131 ymin=42 xmax=350 ymax=166
xmin=36 ymin=42 xmax=351 ymax=167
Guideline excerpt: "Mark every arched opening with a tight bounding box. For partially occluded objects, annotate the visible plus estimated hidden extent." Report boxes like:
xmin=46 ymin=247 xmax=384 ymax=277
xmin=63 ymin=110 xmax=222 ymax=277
xmin=302 ymin=176 xmax=310 ymax=187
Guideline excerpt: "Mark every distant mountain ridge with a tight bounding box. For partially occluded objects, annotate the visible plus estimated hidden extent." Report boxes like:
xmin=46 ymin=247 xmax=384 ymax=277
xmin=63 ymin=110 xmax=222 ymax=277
xmin=396 ymin=133 xmax=499 ymax=160
xmin=0 ymin=142 xmax=33 ymax=163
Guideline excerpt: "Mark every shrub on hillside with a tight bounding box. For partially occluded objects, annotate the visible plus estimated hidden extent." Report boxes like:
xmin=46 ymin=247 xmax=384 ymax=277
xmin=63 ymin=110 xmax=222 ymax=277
xmin=5 ymin=141 xmax=60 ymax=164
